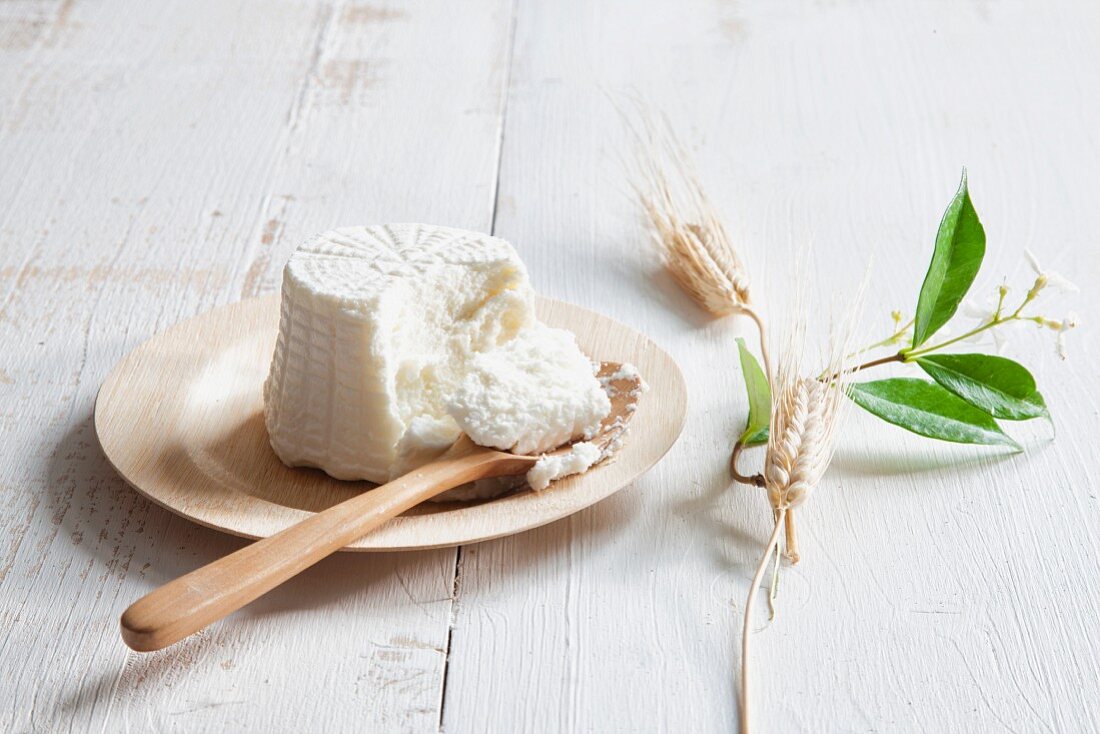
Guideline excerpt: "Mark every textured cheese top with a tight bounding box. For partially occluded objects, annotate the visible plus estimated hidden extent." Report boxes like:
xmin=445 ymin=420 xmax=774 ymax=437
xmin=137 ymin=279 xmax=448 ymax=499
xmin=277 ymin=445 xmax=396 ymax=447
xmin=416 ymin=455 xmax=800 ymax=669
xmin=263 ymin=224 xmax=611 ymax=489
xmin=284 ymin=224 xmax=523 ymax=311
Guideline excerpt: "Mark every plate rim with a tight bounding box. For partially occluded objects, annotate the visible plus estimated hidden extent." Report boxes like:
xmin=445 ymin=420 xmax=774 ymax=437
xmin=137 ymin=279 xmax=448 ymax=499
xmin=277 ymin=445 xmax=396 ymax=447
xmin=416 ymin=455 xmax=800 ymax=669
xmin=94 ymin=295 xmax=687 ymax=551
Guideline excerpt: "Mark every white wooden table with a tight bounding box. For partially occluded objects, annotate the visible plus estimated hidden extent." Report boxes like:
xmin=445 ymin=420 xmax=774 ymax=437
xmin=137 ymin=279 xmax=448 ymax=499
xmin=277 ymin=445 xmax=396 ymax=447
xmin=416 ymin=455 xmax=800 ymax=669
xmin=2 ymin=1 xmax=1097 ymax=731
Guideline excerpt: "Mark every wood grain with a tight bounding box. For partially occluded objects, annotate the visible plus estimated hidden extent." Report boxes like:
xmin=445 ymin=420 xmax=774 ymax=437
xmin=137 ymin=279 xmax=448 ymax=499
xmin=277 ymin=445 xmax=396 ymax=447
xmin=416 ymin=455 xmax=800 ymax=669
xmin=0 ymin=0 xmax=514 ymax=731
xmin=442 ymin=1 xmax=1100 ymax=732
xmin=3 ymin=0 xmax=1099 ymax=731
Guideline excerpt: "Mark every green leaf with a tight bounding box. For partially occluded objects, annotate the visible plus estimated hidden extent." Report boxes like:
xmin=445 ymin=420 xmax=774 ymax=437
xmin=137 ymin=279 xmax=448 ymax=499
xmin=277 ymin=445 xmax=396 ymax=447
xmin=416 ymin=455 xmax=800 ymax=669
xmin=911 ymin=171 xmax=986 ymax=347
xmin=915 ymin=353 xmax=1050 ymax=422
xmin=736 ymin=337 xmax=770 ymax=446
xmin=847 ymin=378 xmax=1020 ymax=449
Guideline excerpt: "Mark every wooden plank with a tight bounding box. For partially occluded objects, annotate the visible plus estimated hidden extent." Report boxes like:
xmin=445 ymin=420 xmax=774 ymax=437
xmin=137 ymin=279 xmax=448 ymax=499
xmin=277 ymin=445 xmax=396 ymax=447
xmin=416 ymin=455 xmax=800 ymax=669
xmin=442 ymin=0 xmax=1100 ymax=731
xmin=0 ymin=0 xmax=513 ymax=730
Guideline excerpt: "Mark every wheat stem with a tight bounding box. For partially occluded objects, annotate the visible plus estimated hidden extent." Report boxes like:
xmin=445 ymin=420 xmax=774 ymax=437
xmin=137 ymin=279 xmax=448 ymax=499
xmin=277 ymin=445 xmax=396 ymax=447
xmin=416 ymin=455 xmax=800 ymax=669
xmin=741 ymin=306 xmax=772 ymax=387
xmin=767 ymin=529 xmax=781 ymax=620
xmin=740 ymin=507 xmax=787 ymax=734
xmin=784 ymin=511 xmax=800 ymax=564
xmin=729 ymin=305 xmax=771 ymax=488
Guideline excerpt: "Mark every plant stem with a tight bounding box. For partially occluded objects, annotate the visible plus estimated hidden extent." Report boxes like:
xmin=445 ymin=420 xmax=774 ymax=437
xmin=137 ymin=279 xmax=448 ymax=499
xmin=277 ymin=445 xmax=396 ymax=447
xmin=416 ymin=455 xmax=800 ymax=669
xmin=767 ymin=527 xmax=782 ymax=620
xmin=784 ymin=511 xmax=800 ymax=565
xmin=821 ymin=311 xmax=1032 ymax=382
xmin=902 ymin=314 xmax=1020 ymax=360
xmin=730 ymin=440 xmax=765 ymax=487
xmin=817 ymin=351 xmax=905 ymax=383
xmin=741 ymin=507 xmax=787 ymax=734
xmin=730 ymin=305 xmax=770 ymax=488
xmin=848 ymin=317 xmax=914 ymax=358
xmin=852 ymin=352 xmax=906 ymax=372
xmin=741 ymin=306 xmax=772 ymax=387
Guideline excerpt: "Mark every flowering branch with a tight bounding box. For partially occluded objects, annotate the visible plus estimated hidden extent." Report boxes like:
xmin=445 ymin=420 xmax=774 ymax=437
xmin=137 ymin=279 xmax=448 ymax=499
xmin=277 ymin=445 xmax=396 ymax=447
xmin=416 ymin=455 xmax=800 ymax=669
xmin=626 ymin=107 xmax=1081 ymax=734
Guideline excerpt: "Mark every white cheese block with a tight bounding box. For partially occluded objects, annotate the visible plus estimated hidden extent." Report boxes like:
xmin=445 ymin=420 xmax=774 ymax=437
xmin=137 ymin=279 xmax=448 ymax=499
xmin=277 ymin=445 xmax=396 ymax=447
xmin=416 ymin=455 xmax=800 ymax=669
xmin=263 ymin=224 xmax=610 ymax=487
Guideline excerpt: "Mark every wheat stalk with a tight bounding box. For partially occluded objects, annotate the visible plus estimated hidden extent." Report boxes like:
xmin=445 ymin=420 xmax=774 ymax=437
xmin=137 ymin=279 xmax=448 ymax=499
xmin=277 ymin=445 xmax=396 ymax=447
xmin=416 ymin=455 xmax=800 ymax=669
xmin=739 ymin=372 xmax=846 ymax=734
xmin=622 ymin=104 xmax=772 ymax=399
xmin=737 ymin=298 xmax=858 ymax=733
xmin=620 ymin=104 xmax=868 ymax=733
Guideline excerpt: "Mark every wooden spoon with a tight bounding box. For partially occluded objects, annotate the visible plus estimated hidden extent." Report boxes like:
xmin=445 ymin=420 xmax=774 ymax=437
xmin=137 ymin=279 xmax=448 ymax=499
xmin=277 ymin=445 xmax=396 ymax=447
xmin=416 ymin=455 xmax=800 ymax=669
xmin=120 ymin=362 xmax=642 ymax=652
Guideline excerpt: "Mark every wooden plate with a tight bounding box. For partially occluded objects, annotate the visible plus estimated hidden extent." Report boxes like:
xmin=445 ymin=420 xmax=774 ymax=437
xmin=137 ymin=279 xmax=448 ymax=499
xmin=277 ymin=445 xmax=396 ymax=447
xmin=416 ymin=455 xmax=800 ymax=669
xmin=95 ymin=295 xmax=687 ymax=551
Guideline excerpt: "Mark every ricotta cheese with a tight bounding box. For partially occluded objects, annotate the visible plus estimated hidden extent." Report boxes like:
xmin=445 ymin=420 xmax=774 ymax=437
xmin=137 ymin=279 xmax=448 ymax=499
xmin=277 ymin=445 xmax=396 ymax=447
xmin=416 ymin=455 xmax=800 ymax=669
xmin=525 ymin=441 xmax=603 ymax=491
xmin=263 ymin=224 xmax=611 ymax=490
xmin=448 ymin=324 xmax=609 ymax=455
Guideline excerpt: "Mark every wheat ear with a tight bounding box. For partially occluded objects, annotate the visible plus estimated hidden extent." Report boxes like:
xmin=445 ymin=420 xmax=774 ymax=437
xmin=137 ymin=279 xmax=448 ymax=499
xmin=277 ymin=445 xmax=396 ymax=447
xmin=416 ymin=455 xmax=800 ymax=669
xmin=764 ymin=377 xmax=844 ymax=511
xmin=622 ymin=105 xmax=770 ymax=384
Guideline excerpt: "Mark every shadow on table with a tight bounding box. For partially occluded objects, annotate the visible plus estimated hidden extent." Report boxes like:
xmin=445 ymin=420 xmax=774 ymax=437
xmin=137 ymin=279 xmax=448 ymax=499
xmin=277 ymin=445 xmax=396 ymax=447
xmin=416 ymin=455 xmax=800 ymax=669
xmin=49 ymin=412 xmax=455 ymax=607
xmin=662 ymin=429 xmax=1029 ymax=594
xmin=665 ymin=436 xmax=773 ymax=573
xmin=830 ymin=442 xmax=1024 ymax=480
xmin=642 ymin=265 xmax=716 ymax=330
xmin=580 ymin=230 xmax=714 ymax=331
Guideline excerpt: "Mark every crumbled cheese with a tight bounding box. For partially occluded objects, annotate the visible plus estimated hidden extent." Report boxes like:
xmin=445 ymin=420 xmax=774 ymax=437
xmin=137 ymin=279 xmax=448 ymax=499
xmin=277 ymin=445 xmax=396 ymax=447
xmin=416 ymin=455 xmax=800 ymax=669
xmin=599 ymin=362 xmax=648 ymax=394
xmin=607 ymin=363 xmax=639 ymax=381
xmin=447 ymin=323 xmax=610 ymax=455
xmin=526 ymin=442 xmax=603 ymax=491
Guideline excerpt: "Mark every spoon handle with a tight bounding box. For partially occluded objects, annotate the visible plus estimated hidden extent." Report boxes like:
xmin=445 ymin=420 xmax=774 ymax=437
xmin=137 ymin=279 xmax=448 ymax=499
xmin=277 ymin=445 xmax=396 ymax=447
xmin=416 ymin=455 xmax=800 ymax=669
xmin=121 ymin=447 xmax=517 ymax=652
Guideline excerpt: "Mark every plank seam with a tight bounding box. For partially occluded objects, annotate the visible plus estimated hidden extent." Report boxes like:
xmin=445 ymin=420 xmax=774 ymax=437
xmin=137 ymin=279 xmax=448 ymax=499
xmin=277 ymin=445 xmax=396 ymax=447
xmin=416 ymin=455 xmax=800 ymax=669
xmin=235 ymin=0 xmax=342 ymax=301
xmin=489 ymin=0 xmax=521 ymax=236
xmin=437 ymin=545 xmax=463 ymax=732
xmin=438 ymin=0 xmax=521 ymax=729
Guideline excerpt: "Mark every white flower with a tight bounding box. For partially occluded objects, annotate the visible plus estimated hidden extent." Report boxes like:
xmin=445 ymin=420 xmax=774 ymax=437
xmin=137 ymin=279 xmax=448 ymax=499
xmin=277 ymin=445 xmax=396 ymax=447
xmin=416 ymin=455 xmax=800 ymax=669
xmin=1048 ymin=312 xmax=1080 ymax=360
xmin=961 ymin=296 xmax=1009 ymax=351
xmin=1025 ymin=249 xmax=1079 ymax=294
xmin=962 ymin=297 xmax=997 ymax=322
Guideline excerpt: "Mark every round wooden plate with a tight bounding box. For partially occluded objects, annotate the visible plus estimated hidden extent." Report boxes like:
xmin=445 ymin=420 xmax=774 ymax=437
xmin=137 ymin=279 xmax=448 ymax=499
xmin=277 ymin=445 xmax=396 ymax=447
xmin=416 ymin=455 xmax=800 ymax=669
xmin=95 ymin=295 xmax=687 ymax=551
